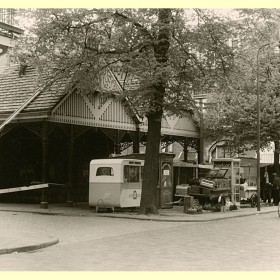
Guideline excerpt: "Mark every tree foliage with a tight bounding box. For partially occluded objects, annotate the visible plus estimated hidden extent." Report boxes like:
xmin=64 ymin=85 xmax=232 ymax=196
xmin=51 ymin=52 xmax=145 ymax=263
xmin=15 ymin=8 xmax=235 ymax=213
xmin=204 ymin=9 xmax=280 ymax=172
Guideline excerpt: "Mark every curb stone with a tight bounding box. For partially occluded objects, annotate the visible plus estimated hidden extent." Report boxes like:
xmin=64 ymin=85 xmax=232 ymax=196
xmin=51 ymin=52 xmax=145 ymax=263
xmin=97 ymin=208 xmax=278 ymax=222
xmin=0 ymin=238 xmax=59 ymax=255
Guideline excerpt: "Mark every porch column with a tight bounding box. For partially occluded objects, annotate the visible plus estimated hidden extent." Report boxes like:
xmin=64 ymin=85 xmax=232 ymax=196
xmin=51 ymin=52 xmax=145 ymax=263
xmin=114 ymin=130 xmax=121 ymax=155
xmin=183 ymin=137 xmax=188 ymax=162
xmin=41 ymin=121 xmax=49 ymax=208
xmin=133 ymin=126 xmax=140 ymax=154
xmin=198 ymin=99 xmax=204 ymax=164
xmin=67 ymin=124 xmax=74 ymax=204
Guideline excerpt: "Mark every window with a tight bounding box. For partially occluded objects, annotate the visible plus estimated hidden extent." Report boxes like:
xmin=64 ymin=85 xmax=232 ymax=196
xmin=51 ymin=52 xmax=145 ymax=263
xmin=96 ymin=167 xmax=114 ymax=176
xmin=124 ymin=165 xmax=141 ymax=182
xmin=0 ymin=9 xmax=15 ymax=25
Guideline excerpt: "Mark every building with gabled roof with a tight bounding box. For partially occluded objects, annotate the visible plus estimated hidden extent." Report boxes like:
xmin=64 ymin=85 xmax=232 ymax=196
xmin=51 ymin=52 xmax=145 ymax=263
xmin=0 ymin=61 xmax=200 ymax=204
xmin=0 ymin=9 xmax=201 ymax=205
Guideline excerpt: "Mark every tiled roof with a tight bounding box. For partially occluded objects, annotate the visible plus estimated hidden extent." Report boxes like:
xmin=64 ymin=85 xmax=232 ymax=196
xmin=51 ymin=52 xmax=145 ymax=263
xmin=112 ymin=71 xmax=139 ymax=91
xmin=0 ymin=64 xmax=67 ymax=115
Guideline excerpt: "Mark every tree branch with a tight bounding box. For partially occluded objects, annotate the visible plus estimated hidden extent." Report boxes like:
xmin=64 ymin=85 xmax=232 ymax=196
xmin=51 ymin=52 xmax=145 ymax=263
xmin=112 ymin=11 xmax=154 ymax=42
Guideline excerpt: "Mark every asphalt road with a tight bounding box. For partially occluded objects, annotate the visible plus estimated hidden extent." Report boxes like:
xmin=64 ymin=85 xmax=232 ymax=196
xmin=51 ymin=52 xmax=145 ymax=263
xmin=0 ymin=210 xmax=280 ymax=271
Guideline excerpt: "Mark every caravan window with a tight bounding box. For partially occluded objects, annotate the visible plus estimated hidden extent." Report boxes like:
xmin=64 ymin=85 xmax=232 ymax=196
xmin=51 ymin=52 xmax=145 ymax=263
xmin=124 ymin=165 xmax=140 ymax=182
xmin=96 ymin=167 xmax=114 ymax=176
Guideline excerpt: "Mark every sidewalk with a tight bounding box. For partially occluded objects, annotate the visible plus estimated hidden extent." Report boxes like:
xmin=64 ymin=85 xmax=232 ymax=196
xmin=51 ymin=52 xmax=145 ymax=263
xmin=0 ymin=202 xmax=278 ymax=255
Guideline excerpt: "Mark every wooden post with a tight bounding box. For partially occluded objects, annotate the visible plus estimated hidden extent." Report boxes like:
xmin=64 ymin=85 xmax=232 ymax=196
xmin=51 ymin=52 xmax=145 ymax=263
xmin=115 ymin=129 xmax=121 ymax=155
xmin=198 ymin=99 xmax=204 ymax=164
xmin=183 ymin=137 xmax=188 ymax=162
xmin=67 ymin=124 xmax=74 ymax=206
xmin=41 ymin=121 xmax=48 ymax=209
xmin=133 ymin=127 xmax=140 ymax=154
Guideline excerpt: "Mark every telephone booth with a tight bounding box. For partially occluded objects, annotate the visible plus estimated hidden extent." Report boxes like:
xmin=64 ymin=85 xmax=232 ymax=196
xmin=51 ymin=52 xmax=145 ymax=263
xmin=157 ymin=153 xmax=175 ymax=209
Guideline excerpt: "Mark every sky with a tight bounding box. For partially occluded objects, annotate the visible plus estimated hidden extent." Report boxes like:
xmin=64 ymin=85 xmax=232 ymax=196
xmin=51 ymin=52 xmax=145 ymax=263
xmin=3 ymin=0 xmax=280 ymax=9
xmin=11 ymin=8 xmax=242 ymax=33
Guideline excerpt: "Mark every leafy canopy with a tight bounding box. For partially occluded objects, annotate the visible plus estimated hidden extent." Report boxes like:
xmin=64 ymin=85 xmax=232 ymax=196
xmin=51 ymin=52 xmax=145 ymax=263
xmin=15 ymin=8 xmax=235 ymax=118
xmin=203 ymin=8 xmax=280 ymax=154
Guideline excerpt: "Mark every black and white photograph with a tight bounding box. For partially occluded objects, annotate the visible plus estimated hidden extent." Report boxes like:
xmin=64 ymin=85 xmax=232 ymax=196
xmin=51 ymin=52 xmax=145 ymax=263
xmin=0 ymin=1 xmax=280 ymax=272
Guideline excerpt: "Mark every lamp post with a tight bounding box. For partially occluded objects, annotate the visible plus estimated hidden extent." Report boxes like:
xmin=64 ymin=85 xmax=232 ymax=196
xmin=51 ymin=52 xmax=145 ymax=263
xmin=256 ymin=43 xmax=269 ymax=212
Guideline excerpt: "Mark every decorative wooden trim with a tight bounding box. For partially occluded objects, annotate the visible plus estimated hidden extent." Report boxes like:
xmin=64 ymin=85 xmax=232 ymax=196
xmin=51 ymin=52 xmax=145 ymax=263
xmin=139 ymin=114 xmax=199 ymax=138
xmin=120 ymin=142 xmax=133 ymax=152
xmin=100 ymin=128 xmax=126 ymax=143
xmin=21 ymin=122 xmax=43 ymax=138
xmin=73 ymin=125 xmax=91 ymax=140
xmin=163 ymin=114 xmax=180 ymax=129
xmin=100 ymin=127 xmax=117 ymax=142
xmin=0 ymin=123 xmax=16 ymax=138
xmin=160 ymin=135 xmax=176 ymax=150
xmin=49 ymin=90 xmax=137 ymax=131
xmin=99 ymin=68 xmax=124 ymax=92
xmin=56 ymin=123 xmax=70 ymax=139
xmin=177 ymin=137 xmax=199 ymax=150
xmin=118 ymin=130 xmax=127 ymax=142
xmin=57 ymin=123 xmax=90 ymax=141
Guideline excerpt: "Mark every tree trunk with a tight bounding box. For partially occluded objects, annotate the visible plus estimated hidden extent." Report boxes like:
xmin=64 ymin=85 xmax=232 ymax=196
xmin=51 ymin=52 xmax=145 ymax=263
xmin=274 ymin=140 xmax=280 ymax=175
xmin=139 ymin=111 xmax=162 ymax=214
xmin=138 ymin=9 xmax=171 ymax=215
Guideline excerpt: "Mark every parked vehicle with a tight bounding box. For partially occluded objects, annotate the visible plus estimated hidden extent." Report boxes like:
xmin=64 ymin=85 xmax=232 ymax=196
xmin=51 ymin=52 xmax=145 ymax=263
xmin=89 ymin=158 xmax=144 ymax=212
xmin=176 ymin=168 xmax=231 ymax=208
